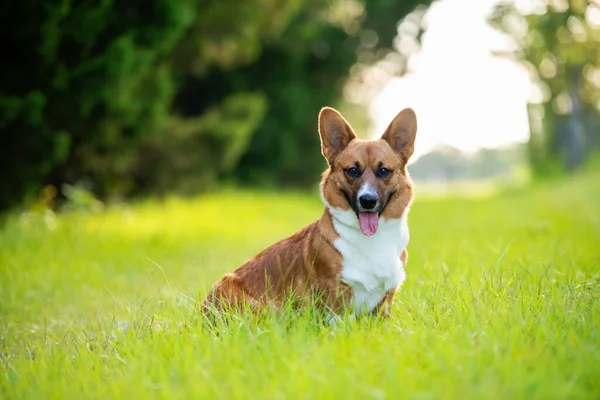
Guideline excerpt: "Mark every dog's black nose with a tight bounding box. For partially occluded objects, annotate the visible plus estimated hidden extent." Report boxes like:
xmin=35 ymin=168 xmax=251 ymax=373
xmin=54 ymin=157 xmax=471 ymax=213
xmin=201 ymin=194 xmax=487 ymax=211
xmin=358 ymin=193 xmax=378 ymax=210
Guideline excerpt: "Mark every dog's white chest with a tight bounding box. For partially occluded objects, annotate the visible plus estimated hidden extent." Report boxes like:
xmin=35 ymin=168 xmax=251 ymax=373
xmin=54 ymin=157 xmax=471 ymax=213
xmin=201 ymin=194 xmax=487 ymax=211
xmin=328 ymin=208 xmax=409 ymax=315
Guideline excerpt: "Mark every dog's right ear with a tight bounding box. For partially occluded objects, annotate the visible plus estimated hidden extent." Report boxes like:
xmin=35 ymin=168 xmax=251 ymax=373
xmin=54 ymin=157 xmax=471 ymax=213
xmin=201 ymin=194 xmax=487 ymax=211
xmin=318 ymin=107 xmax=356 ymax=165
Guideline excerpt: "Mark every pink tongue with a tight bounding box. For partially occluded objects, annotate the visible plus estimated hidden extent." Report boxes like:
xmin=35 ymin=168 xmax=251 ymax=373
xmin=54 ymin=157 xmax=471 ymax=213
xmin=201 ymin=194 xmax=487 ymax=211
xmin=358 ymin=212 xmax=379 ymax=236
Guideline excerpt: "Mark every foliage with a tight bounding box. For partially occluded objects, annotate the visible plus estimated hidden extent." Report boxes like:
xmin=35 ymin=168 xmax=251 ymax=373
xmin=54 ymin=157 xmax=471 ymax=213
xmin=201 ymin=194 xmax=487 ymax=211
xmin=1 ymin=0 xmax=194 ymax=208
xmin=1 ymin=170 xmax=600 ymax=398
xmin=489 ymin=1 xmax=600 ymax=176
xmin=0 ymin=0 xmax=432 ymax=211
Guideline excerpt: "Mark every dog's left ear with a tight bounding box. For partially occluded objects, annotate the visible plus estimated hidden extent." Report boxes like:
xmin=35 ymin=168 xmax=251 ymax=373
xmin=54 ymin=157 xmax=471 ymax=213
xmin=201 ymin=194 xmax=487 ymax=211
xmin=381 ymin=108 xmax=417 ymax=165
xmin=318 ymin=107 xmax=356 ymax=165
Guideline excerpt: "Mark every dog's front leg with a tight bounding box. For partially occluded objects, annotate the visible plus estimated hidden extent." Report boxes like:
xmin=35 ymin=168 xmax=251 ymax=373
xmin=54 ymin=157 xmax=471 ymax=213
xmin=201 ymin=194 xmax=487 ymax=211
xmin=371 ymin=289 xmax=396 ymax=318
xmin=372 ymin=249 xmax=407 ymax=318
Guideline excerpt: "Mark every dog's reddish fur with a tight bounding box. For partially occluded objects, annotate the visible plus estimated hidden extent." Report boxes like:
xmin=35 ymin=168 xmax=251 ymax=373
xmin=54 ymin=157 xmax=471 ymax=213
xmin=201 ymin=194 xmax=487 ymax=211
xmin=202 ymin=106 xmax=417 ymax=317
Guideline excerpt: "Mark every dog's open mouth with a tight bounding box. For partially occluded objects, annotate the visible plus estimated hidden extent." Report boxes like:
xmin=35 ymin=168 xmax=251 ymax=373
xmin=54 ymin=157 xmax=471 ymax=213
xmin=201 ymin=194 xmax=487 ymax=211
xmin=358 ymin=212 xmax=378 ymax=236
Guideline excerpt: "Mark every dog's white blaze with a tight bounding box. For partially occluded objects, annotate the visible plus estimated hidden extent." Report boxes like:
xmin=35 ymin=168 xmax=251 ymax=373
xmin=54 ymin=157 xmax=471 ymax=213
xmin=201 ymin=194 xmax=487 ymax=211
xmin=324 ymin=199 xmax=409 ymax=316
xmin=357 ymin=182 xmax=377 ymax=201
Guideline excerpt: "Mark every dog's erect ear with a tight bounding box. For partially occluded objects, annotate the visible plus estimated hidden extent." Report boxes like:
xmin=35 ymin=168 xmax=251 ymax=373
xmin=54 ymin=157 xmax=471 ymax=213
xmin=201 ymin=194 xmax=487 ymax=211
xmin=318 ymin=107 xmax=356 ymax=165
xmin=381 ymin=108 xmax=417 ymax=165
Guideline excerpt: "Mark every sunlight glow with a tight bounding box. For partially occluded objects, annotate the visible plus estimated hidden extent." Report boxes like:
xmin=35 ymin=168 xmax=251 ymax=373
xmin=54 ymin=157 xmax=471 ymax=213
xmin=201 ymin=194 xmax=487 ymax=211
xmin=370 ymin=0 xmax=532 ymax=161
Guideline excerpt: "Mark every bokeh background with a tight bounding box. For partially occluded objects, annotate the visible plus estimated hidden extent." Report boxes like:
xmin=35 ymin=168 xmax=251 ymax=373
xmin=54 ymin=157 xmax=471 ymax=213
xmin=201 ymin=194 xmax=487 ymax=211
xmin=2 ymin=1 xmax=600 ymax=398
xmin=2 ymin=0 xmax=599 ymax=211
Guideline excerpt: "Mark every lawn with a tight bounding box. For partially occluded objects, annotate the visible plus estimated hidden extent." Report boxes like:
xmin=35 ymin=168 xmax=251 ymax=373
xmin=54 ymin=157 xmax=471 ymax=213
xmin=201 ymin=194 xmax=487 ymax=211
xmin=1 ymin=169 xmax=599 ymax=399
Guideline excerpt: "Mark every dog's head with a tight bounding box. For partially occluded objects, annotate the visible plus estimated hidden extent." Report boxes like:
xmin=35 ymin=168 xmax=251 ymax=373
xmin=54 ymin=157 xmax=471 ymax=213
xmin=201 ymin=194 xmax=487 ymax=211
xmin=319 ymin=107 xmax=417 ymax=236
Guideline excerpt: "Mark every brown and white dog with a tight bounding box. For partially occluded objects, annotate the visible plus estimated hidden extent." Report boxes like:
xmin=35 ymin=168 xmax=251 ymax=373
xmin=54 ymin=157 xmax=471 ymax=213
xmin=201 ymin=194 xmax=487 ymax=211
xmin=202 ymin=106 xmax=417 ymax=320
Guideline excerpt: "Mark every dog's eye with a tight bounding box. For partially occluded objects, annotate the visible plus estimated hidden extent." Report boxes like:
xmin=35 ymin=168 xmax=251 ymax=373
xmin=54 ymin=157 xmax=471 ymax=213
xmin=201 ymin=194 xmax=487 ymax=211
xmin=377 ymin=167 xmax=391 ymax=178
xmin=346 ymin=167 xmax=360 ymax=178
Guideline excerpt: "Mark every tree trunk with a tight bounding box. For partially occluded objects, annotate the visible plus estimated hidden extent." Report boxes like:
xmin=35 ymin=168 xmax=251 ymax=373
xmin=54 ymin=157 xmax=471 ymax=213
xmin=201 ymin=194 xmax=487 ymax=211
xmin=563 ymin=65 xmax=585 ymax=170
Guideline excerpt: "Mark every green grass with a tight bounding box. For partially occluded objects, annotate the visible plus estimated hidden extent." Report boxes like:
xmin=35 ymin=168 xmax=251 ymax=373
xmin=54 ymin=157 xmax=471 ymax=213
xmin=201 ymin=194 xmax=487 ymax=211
xmin=1 ymin=169 xmax=600 ymax=399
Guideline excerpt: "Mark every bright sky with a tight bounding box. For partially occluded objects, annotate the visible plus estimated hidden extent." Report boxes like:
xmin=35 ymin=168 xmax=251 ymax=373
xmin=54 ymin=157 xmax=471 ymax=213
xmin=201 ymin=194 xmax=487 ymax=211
xmin=370 ymin=0 xmax=532 ymax=161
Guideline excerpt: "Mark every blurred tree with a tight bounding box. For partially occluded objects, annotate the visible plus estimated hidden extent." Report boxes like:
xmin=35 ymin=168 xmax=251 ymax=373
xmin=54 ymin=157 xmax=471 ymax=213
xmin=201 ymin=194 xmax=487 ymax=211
xmin=490 ymin=0 xmax=600 ymax=176
xmin=0 ymin=0 xmax=432 ymax=211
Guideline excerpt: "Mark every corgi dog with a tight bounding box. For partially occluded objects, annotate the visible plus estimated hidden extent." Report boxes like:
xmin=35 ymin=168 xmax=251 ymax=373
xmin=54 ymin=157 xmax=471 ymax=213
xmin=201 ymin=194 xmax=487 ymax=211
xmin=203 ymin=106 xmax=417 ymax=319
